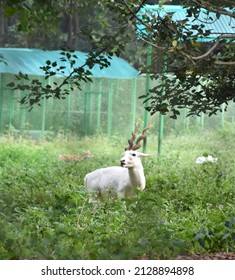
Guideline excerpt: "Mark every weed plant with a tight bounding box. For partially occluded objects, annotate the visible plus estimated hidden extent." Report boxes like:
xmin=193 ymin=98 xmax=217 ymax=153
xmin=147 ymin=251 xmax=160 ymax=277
xmin=0 ymin=125 xmax=235 ymax=259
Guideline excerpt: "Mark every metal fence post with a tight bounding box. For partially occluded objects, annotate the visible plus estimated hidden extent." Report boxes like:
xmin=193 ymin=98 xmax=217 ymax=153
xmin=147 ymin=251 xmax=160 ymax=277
xmin=20 ymin=91 xmax=26 ymax=134
xmin=9 ymin=84 xmax=14 ymax=127
xmin=67 ymin=80 xmax=71 ymax=131
xmin=89 ymin=83 xmax=93 ymax=134
xmin=97 ymin=80 xmax=102 ymax=132
xmin=107 ymin=80 xmax=113 ymax=136
xmin=221 ymin=103 xmax=225 ymax=128
xmin=0 ymin=74 xmax=3 ymax=133
xmin=84 ymin=89 xmax=88 ymax=135
xmin=143 ymin=45 xmax=152 ymax=153
xmin=84 ymin=83 xmax=92 ymax=135
xmin=131 ymin=77 xmax=137 ymax=131
xmin=40 ymin=78 xmax=47 ymax=137
xmin=158 ymin=53 xmax=167 ymax=157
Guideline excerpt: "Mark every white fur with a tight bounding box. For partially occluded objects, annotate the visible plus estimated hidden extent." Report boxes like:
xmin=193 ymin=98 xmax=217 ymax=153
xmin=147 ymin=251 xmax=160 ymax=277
xmin=195 ymin=155 xmax=217 ymax=164
xmin=84 ymin=150 xmax=150 ymax=202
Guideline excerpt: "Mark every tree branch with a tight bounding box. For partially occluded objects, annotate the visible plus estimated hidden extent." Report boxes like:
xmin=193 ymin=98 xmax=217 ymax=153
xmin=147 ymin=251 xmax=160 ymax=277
xmin=189 ymin=34 xmax=235 ymax=61
xmin=122 ymin=0 xmax=152 ymax=32
xmin=191 ymin=0 xmax=235 ymax=19
xmin=122 ymin=0 xmax=167 ymax=50
xmin=138 ymin=36 xmax=166 ymax=50
xmin=191 ymin=40 xmax=220 ymax=60
xmin=215 ymin=60 xmax=235 ymax=65
xmin=127 ymin=0 xmax=148 ymax=21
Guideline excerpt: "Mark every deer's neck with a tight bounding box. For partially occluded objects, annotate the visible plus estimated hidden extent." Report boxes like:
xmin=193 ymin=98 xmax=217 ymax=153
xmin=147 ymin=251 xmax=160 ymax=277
xmin=128 ymin=165 xmax=145 ymax=191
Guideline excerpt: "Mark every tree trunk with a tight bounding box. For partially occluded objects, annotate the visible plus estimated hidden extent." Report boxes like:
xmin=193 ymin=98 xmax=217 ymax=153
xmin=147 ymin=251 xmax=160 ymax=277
xmin=0 ymin=9 xmax=6 ymax=46
xmin=67 ymin=14 xmax=73 ymax=48
xmin=73 ymin=13 xmax=79 ymax=49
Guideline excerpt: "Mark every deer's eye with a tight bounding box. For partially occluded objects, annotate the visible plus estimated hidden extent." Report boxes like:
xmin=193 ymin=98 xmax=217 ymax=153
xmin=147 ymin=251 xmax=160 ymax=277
xmin=132 ymin=153 xmax=136 ymax=157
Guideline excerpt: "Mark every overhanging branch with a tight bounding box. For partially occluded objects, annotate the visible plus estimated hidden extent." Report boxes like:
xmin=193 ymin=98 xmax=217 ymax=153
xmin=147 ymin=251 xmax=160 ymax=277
xmin=190 ymin=0 xmax=235 ymax=19
xmin=188 ymin=34 xmax=235 ymax=63
xmin=215 ymin=60 xmax=235 ymax=65
xmin=191 ymin=40 xmax=220 ymax=60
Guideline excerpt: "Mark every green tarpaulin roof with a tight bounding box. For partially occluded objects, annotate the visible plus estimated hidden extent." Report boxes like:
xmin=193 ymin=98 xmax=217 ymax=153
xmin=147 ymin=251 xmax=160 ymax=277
xmin=138 ymin=5 xmax=235 ymax=42
xmin=0 ymin=48 xmax=139 ymax=78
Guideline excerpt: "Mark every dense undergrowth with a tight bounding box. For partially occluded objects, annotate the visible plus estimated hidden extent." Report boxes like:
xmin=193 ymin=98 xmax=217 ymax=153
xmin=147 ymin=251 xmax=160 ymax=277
xmin=0 ymin=125 xmax=235 ymax=259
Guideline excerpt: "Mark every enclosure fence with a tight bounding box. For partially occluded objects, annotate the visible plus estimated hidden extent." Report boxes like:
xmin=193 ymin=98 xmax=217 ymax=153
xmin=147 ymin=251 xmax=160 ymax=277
xmin=0 ymin=73 xmax=235 ymax=140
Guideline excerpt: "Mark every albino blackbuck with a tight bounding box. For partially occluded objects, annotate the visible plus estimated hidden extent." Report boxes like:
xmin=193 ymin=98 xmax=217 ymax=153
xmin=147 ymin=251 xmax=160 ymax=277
xmin=84 ymin=116 xmax=155 ymax=202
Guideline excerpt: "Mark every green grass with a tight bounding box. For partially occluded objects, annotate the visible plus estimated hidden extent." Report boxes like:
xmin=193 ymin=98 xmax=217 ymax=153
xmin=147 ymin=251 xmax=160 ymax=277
xmin=0 ymin=125 xmax=235 ymax=259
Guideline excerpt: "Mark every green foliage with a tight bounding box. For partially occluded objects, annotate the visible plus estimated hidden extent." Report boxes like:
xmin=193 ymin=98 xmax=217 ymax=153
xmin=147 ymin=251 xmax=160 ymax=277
xmin=1 ymin=1 xmax=235 ymax=116
xmin=137 ymin=1 xmax=235 ymax=118
xmin=3 ymin=0 xmax=235 ymax=117
xmin=0 ymin=128 xmax=235 ymax=259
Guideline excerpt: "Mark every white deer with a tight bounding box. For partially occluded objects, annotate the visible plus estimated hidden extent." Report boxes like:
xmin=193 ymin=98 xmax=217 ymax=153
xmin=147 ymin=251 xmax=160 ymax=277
xmin=84 ymin=116 xmax=155 ymax=202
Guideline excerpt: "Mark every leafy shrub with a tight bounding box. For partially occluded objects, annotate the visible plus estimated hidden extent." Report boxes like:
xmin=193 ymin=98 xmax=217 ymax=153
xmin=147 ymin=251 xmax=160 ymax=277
xmin=0 ymin=130 xmax=235 ymax=259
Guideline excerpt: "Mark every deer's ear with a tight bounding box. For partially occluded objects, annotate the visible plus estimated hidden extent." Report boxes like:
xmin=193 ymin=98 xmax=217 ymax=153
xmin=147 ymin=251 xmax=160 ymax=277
xmin=138 ymin=153 xmax=151 ymax=157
